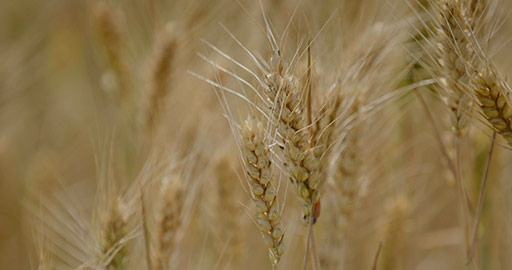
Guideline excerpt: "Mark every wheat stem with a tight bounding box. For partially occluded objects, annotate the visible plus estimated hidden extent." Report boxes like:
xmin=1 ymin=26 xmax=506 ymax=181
xmin=372 ymin=242 xmax=383 ymax=270
xmin=140 ymin=188 xmax=152 ymax=270
xmin=455 ymin=137 xmax=472 ymax=254
xmin=310 ymin=229 xmax=320 ymax=270
xmin=303 ymin=217 xmax=313 ymax=270
xmin=467 ymin=132 xmax=496 ymax=263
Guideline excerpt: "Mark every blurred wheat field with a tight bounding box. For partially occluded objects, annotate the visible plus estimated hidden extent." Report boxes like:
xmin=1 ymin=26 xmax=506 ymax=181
xmin=3 ymin=0 xmax=512 ymax=269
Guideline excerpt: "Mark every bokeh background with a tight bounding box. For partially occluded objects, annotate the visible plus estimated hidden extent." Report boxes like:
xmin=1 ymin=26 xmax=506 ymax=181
xmin=3 ymin=0 xmax=512 ymax=269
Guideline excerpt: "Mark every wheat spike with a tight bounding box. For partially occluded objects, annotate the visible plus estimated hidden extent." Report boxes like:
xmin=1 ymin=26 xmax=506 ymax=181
xmin=436 ymin=0 xmax=477 ymax=137
xmin=152 ymin=176 xmax=185 ymax=270
xmin=146 ymin=22 xmax=180 ymax=132
xmin=380 ymin=196 xmax=410 ymax=270
xmin=240 ymin=119 xmax=285 ymax=266
xmin=472 ymin=65 xmax=512 ymax=146
xmin=93 ymin=1 xmax=130 ymax=103
xmin=214 ymin=156 xmax=245 ymax=268
xmin=263 ymin=52 xmax=321 ymax=222
xmin=335 ymin=100 xmax=362 ymax=231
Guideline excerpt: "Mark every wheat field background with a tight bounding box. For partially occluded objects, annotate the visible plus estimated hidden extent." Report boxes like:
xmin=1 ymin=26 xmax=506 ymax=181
xmin=2 ymin=0 xmax=512 ymax=269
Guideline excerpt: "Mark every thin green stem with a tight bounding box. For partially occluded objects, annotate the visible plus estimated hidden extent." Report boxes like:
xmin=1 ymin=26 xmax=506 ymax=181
xmin=467 ymin=132 xmax=496 ymax=263
xmin=455 ymin=137 xmax=472 ymax=255
xmin=140 ymin=187 xmax=152 ymax=270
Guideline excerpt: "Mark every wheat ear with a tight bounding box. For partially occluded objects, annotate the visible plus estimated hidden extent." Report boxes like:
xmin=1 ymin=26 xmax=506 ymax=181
xmin=335 ymin=130 xmax=362 ymax=232
xmin=214 ymin=156 xmax=245 ymax=268
xmin=436 ymin=0 xmax=475 ymax=138
xmin=146 ymin=22 xmax=179 ymax=132
xmin=380 ymin=197 xmax=410 ymax=270
xmin=240 ymin=119 xmax=285 ymax=266
xmin=472 ymin=66 xmax=512 ymax=145
xmin=93 ymin=2 xmax=130 ymax=103
xmin=432 ymin=0 xmax=484 ymax=253
xmin=264 ymin=53 xmax=321 ymax=222
xmin=152 ymin=176 xmax=185 ymax=270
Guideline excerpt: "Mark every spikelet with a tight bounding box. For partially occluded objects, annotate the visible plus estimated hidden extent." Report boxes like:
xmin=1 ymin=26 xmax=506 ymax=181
xmin=240 ymin=119 xmax=285 ymax=266
xmin=152 ymin=176 xmax=185 ymax=270
xmin=263 ymin=52 xmax=321 ymax=222
xmin=379 ymin=196 xmax=410 ymax=270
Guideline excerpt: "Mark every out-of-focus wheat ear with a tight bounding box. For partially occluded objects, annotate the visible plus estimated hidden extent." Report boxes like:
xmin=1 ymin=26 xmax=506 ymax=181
xmin=240 ymin=119 xmax=285 ymax=266
xmin=379 ymin=196 xmax=410 ymax=270
xmin=145 ymin=22 xmax=180 ymax=133
xmin=472 ymin=65 xmax=512 ymax=147
xmin=152 ymin=176 xmax=185 ymax=270
xmin=214 ymin=156 xmax=245 ymax=268
xmin=93 ymin=1 xmax=131 ymax=105
xmin=98 ymin=197 xmax=130 ymax=270
xmin=332 ymin=96 xmax=362 ymax=236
